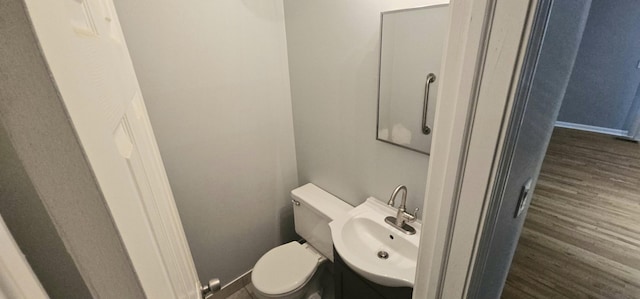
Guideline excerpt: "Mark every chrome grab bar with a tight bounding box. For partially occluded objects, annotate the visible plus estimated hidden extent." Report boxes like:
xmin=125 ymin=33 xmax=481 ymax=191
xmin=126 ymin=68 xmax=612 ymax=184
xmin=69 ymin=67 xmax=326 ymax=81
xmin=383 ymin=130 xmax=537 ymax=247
xmin=422 ymin=73 xmax=436 ymax=135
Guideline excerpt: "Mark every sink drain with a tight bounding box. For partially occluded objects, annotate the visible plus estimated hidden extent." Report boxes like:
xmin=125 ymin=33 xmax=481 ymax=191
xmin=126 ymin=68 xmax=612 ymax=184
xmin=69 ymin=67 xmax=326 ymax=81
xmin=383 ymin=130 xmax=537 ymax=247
xmin=377 ymin=251 xmax=389 ymax=259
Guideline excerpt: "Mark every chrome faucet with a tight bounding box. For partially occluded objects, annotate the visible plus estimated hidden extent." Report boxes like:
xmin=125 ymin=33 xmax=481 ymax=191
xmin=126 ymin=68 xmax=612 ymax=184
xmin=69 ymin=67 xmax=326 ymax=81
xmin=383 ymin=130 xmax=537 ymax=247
xmin=386 ymin=185 xmax=406 ymax=207
xmin=385 ymin=185 xmax=418 ymax=235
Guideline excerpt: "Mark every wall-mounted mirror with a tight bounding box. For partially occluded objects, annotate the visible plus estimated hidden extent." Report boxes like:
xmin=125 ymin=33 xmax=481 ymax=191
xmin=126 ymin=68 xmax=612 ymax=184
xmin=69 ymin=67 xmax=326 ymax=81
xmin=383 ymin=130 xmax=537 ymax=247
xmin=376 ymin=5 xmax=449 ymax=155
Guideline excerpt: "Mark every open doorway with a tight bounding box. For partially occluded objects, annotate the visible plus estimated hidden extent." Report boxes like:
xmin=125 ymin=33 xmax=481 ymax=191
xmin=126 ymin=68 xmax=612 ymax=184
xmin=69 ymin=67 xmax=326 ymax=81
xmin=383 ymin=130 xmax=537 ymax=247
xmin=466 ymin=0 xmax=640 ymax=298
xmin=503 ymin=1 xmax=640 ymax=298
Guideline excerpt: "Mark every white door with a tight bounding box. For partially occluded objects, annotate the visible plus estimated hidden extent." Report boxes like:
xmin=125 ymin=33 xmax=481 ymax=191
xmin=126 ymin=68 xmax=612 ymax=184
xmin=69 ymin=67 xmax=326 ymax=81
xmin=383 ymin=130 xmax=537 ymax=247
xmin=21 ymin=1 xmax=201 ymax=298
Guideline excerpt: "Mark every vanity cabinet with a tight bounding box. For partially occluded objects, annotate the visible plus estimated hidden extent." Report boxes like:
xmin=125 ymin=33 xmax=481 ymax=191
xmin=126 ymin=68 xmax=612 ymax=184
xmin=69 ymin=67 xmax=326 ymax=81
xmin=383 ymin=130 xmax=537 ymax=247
xmin=333 ymin=248 xmax=413 ymax=299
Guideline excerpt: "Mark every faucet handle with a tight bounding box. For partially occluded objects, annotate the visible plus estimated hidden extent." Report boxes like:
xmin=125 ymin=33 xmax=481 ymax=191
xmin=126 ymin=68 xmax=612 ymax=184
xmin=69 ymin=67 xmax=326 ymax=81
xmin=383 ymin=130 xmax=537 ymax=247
xmin=405 ymin=208 xmax=419 ymax=223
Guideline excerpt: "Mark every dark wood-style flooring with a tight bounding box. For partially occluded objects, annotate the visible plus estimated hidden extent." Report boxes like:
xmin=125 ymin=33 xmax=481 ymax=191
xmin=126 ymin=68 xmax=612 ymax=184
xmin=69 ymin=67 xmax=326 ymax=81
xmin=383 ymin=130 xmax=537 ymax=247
xmin=503 ymin=128 xmax=640 ymax=299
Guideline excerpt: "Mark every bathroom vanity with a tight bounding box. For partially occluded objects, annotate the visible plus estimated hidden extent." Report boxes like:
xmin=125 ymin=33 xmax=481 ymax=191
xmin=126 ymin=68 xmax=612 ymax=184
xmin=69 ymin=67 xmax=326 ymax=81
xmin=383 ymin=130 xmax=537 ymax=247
xmin=329 ymin=196 xmax=421 ymax=299
xmin=334 ymin=248 xmax=412 ymax=299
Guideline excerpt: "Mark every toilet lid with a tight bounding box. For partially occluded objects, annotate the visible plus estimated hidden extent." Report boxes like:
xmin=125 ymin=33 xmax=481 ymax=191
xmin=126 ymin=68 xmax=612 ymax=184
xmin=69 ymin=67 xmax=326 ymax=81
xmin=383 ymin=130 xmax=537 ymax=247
xmin=252 ymin=241 xmax=319 ymax=295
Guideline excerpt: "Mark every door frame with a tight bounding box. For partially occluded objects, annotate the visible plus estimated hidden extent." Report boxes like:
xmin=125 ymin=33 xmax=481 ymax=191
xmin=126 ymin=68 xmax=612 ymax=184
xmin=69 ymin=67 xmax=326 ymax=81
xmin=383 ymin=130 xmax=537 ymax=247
xmin=413 ymin=0 xmax=539 ymax=297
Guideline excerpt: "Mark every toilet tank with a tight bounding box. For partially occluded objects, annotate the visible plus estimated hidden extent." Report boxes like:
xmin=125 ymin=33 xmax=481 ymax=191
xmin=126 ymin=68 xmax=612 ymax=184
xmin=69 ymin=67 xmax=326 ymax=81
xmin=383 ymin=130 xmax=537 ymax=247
xmin=291 ymin=184 xmax=352 ymax=262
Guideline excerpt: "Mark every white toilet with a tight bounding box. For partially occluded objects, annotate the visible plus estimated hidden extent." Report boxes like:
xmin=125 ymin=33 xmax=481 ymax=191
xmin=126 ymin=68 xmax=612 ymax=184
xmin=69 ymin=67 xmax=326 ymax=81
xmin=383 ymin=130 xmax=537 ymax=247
xmin=251 ymin=183 xmax=352 ymax=299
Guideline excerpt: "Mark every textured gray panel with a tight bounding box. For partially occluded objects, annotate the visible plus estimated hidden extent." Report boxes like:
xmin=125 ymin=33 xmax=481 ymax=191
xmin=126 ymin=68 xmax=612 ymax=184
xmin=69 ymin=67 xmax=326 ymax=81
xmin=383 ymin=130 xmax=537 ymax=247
xmin=0 ymin=121 xmax=91 ymax=299
xmin=558 ymin=0 xmax=640 ymax=130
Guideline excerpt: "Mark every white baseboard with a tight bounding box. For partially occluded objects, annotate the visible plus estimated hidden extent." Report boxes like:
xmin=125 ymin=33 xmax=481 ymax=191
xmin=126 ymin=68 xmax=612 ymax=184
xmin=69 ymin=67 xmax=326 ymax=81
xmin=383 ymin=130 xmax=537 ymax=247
xmin=209 ymin=269 xmax=252 ymax=299
xmin=555 ymin=121 xmax=629 ymax=137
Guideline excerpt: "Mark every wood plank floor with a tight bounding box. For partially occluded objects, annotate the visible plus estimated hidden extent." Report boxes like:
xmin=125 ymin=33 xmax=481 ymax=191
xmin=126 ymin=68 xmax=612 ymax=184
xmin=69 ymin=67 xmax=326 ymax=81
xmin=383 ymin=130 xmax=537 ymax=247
xmin=503 ymin=128 xmax=640 ymax=299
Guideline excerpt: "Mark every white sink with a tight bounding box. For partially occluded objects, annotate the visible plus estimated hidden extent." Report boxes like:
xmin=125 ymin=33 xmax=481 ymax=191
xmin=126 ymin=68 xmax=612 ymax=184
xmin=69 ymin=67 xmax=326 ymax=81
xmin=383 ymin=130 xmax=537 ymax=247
xmin=329 ymin=197 xmax=421 ymax=287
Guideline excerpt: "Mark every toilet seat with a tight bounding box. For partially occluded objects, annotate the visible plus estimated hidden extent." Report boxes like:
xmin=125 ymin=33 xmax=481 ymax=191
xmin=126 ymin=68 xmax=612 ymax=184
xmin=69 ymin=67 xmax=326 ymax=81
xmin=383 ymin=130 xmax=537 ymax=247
xmin=252 ymin=241 xmax=320 ymax=295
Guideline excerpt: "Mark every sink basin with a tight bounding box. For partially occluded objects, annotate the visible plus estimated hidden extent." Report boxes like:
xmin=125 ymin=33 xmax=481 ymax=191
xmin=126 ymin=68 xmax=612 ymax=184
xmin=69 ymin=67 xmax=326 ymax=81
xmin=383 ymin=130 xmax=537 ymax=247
xmin=329 ymin=197 xmax=421 ymax=287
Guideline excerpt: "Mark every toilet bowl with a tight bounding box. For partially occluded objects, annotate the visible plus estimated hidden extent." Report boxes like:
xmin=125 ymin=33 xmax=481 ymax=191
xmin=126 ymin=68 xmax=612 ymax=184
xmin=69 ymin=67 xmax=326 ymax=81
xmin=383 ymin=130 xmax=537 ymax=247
xmin=250 ymin=184 xmax=352 ymax=299
xmin=252 ymin=242 xmax=325 ymax=299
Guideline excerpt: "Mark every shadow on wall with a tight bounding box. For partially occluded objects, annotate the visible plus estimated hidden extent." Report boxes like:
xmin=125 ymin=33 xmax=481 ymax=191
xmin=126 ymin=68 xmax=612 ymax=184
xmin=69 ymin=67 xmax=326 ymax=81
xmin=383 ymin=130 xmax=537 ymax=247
xmin=279 ymin=205 xmax=295 ymax=241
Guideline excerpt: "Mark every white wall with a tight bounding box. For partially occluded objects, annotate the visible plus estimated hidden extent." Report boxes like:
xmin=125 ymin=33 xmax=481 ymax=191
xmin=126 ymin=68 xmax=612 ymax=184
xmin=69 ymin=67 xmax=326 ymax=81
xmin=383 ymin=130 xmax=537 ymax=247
xmin=283 ymin=0 xmax=447 ymax=211
xmin=112 ymin=0 xmax=299 ymax=285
